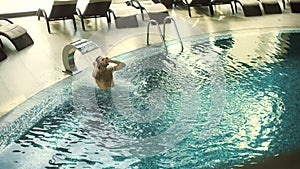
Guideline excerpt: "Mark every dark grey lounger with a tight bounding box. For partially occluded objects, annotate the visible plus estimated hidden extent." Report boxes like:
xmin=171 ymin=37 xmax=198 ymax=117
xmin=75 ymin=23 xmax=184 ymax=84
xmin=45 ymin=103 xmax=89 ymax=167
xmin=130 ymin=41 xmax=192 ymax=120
xmin=235 ymin=0 xmax=263 ymax=16
xmin=0 ymin=18 xmax=34 ymax=61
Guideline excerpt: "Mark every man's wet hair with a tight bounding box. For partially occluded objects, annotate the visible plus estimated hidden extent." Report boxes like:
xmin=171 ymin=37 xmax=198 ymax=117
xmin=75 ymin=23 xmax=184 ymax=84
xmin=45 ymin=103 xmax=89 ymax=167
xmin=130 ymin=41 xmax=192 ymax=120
xmin=95 ymin=56 xmax=102 ymax=61
xmin=95 ymin=56 xmax=102 ymax=69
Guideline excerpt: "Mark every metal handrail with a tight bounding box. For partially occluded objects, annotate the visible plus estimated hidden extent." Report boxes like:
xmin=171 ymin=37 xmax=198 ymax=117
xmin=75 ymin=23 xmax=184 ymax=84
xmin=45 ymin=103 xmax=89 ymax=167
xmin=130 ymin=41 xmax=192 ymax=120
xmin=146 ymin=16 xmax=184 ymax=55
xmin=163 ymin=16 xmax=184 ymax=53
xmin=146 ymin=19 xmax=168 ymax=54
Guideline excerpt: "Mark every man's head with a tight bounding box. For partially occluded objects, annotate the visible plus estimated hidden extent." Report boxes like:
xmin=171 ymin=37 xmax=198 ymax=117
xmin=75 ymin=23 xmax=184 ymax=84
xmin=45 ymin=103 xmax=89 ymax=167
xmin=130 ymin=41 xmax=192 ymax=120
xmin=96 ymin=56 xmax=109 ymax=69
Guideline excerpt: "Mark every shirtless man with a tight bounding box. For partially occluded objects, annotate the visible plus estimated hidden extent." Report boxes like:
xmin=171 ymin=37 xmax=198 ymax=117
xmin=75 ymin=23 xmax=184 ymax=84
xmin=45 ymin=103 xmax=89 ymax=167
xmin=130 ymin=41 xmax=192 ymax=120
xmin=92 ymin=56 xmax=126 ymax=90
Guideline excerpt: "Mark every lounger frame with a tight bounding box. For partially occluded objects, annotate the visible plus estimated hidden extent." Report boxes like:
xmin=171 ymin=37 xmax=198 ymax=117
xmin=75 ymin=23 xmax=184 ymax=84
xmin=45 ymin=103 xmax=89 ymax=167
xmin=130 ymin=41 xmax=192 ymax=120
xmin=37 ymin=0 xmax=77 ymax=33
xmin=0 ymin=18 xmax=34 ymax=61
xmin=76 ymin=0 xmax=112 ymax=30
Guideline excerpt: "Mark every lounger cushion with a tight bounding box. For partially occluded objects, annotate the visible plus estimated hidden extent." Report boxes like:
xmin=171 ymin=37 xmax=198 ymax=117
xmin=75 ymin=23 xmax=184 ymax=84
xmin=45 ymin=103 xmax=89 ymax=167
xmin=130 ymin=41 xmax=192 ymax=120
xmin=0 ymin=24 xmax=27 ymax=39
xmin=290 ymin=0 xmax=300 ymax=13
xmin=143 ymin=4 xmax=168 ymax=13
xmin=261 ymin=0 xmax=278 ymax=4
xmin=137 ymin=0 xmax=168 ymax=10
xmin=238 ymin=0 xmax=262 ymax=16
xmin=110 ymin=0 xmax=139 ymax=27
xmin=113 ymin=8 xmax=138 ymax=17
xmin=261 ymin=0 xmax=282 ymax=14
xmin=240 ymin=0 xmax=259 ymax=6
xmin=110 ymin=4 xmax=138 ymax=17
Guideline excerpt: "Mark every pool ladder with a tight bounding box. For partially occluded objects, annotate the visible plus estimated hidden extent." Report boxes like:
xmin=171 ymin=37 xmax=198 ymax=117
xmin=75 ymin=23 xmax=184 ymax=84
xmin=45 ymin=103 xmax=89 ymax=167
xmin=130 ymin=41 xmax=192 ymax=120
xmin=146 ymin=16 xmax=183 ymax=54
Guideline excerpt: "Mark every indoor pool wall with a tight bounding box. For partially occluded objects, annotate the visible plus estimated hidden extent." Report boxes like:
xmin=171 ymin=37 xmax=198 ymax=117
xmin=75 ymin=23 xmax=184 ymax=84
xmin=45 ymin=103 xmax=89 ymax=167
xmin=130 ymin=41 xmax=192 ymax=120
xmin=0 ymin=28 xmax=300 ymax=168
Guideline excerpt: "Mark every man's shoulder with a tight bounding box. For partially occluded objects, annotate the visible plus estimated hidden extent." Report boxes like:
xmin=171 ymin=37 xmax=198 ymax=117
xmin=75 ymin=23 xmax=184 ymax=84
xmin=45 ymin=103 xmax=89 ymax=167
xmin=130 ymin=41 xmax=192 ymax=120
xmin=107 ymin=65 xmax=116 ymax=71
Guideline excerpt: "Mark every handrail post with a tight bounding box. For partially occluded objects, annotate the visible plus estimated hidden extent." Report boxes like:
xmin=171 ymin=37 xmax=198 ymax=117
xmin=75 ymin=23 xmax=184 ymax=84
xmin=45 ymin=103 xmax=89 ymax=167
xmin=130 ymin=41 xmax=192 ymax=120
xmin=163 ymin=16 xmax=184 ymax=53
xmin=146 ymin=16 xmax=184 ymax=55
xmin=146 ymin=20 xmax=168 ymax=54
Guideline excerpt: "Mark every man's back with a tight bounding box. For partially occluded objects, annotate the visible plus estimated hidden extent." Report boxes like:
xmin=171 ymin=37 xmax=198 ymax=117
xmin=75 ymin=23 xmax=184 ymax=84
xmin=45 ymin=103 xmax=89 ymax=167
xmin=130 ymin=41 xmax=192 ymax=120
xmin=92 ymin=56 xmax=126 ymax=90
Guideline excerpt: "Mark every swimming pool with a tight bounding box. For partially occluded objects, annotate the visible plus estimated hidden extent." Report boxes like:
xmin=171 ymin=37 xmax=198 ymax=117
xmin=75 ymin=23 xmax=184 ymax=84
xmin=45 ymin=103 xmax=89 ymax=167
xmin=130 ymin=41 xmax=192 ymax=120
xmin=0 ymin=28 xmax=300 ymax=168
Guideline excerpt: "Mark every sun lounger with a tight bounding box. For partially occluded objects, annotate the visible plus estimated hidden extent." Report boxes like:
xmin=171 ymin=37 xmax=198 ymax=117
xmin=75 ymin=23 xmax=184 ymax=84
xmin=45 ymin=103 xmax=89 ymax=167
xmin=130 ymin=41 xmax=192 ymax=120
xmin=290 ymin=0 xmax=300 ymax=13
xmin=261 ymin=0 xmax=282 ymax=14
xmin=235 ymin=0 xmax=263 ymax=16
xmin=76 ymin=0 xmax=112 ymax=30
xmin=183 ymin=0 xmax=214 ymax=17
xmin=211 ymin=0 xmax=235 ymax=15
xmin=37 ymin=0 xmax=78 ymax=33
xmin=130 ymin=0 xmax=169 ymax=23
xmin=0 ymin=18 xmax=34 ymax=56
xmin=109 ymin=0 xmax=139 ymax=28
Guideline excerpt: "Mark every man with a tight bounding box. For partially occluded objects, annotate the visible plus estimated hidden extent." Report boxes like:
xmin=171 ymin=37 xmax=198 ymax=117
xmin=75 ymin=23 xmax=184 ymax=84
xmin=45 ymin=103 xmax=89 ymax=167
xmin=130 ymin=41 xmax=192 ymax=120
xmin=92 ymin=56 xmax=126 ymax=90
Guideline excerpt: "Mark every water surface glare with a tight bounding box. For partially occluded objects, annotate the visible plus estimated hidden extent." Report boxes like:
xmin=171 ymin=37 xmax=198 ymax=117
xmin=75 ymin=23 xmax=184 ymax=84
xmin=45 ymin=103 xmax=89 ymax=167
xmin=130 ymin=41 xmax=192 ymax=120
xmin=0 ymin=29 xmax=300 ymax=169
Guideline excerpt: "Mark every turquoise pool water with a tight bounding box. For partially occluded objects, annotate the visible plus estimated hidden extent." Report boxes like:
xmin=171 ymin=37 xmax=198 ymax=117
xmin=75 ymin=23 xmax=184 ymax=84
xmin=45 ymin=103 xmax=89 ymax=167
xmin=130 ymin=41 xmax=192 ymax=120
xmin=0 ymin=29 xmax=300 ymax=168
